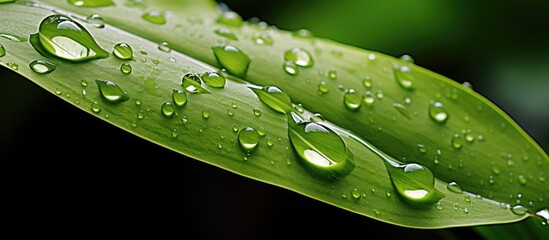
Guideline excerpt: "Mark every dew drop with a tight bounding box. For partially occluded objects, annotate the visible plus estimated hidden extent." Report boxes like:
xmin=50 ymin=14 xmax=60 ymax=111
xmin=386 ymin=162 xmax=445 ymax=205
xmin=400 ymin=54 xmax=415 ymax=63
xmin=253 ymin=109 xmax=262 ymax=117
xmin=394 ymin=65 xmax=415 ymax=90
xmin=161 ymin=101 xmax=175 ymax=118
xmin=451 ymin=134 xmax=463 ymax=149
xmin=120 ymin=63 xmax=132 ymax=74
xmin=429 ymin=101 xmax=448 ymax=124
xmin=112 ymin=42 xmax=133 ymax=59
xmin=393 ymin=103 xmax=411 ymax=119
xmin=212 ymin=45 xmax=250 ymax=77
xmin=172 ymin=89 xmax=187 ymax=107
xmin=283 ymin=61 xmax=299 ymax=76
xmin=142 ymin=10 xmax=166 ymax=25
xmin=287 ymin=112 xmax=355 ymax=181
xmin=250 ymin=85 xmax=292 ymax=114
xmin=95 ymin=80 xmax=129 ymax=103
xmin=238 ymin=127 xmax=260 ymax=152
xmin=318 ymin=81 xmax=329 ymax=94
xmin=343 ymin=89 xmax=361 ymax=111
xmin=29 ymin=59 xmax=56 ymax=74
xmin=67 ymin=0 xmax=115 ymax=7
xmin=214 ymin=28 xmax=238 ymax=41
xmin=517 ymin=175 xmax=527 ymax=185
xmin=253 ymin=32 xmax=273 ymax=45
xmin=0 ymin=32 xmax=27 ymax=42
xmin=447 ymin=181 xmax=463 ymax=193
xmin=85 ymin=13 xmax=105 ymax=28
xmin=328 ymin=69 xmax=337 ymax=79
xmin=91 ymin=101 xmax=101 ymax=113
xmin=362 ymin=77 xmax=373 ymax=88
xmin=37 ymin=14 xmax=109 ymax=61
xmin=284 ymin=47 xmax=314 ymax=67
xmin=292 ymin=28 xmax=314 ymax=38
xmin=200 ymin=71 xmax=226 ymax=88
xmin=417 ymin=144 xmax=427 ymax=154
xmin=217 ymin=11 xmax=243 ymax=27
xmin=351 ymin=188 xmax=361 ymax=199
xmin=511 ymin=205 xmax=528 ymax=215
xmin=181 ymin=72 xmax=203 ymax=93
xmin=202 ymin=110 xmax=210 ymax=119
xmin=157 ymin=41 xmax=171 ymax=52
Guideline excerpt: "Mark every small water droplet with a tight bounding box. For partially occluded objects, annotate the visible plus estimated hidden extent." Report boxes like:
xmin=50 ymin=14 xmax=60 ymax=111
xmin=91 ymin=101 xmax=101 ymax=113
xmin=253 ymin=109 xmax=262 ymax=117
xmin=217 ymin=11 xmax=243 ymax=27
xmin=351 ymin=188 xmax=361 ymax=199
xmin=447 ymin=182 xmax=463 ymax=193
xmin=95 ymin=79 xmax=129 ymax=103
xmin=386 ymin=162 xmax=445 ymax=204
xmin=172 ymin=89 xmax=187 ymax=107
xmin=343 ymin=89 xmax=361 ymax=111
xmin=120 ymin=63 xmax=132 ymax=74
xmin=0 ymin=32 xmax=27 ymax=42
xmin=142 ymin=10 xmax=166 ymax=25
xmin=202 ymin=110 xmax=210 ymax=119
xmin=328 ymin=69 xmax=337 ymax=79
xmin=253 ymin=32 xmax=273 ymax=45
xmin=517 ymin=175 xmax=527 ymax=185
xmin=317 ymin=81 xmax=329 ymax=94
xmin=113 ymin=42 xmax=133 ymax=60
xmin=29 ymin=59 xmax=56 ymax=74
xmin=135 ymin=98 xmax=142 ymax=106
xmin=451 ymin=134 xmax=463 ymax=149
xmin=362 ymin=77 xmax=373 ymax=88
xmin=67 ymin=0 xmax=115 ymax=7
xmin=238 ymin=127 xmax=260 ymax=152
xmin=417 ymin=144 xmax=427 ymax=154
xmin=511 ymin=205 xmax=528 ymax=215
xmin=212 ymin=45 xmax=250 ymax=77
xmin=85 ymin=13 xmax=105 ymax=28
xmin=292 ymin=28 xmax=314 ymax=38
xmin=394 ymin=65 xmax=415 ymax=90
xmin=214 ymin=27 xmax=238 ymax=41
xmin=363 ymin=92 xmax=375 ymax=106
xmin=157 ymin=41 xmax=171 ymax=52
xmin=161 ymin=101 xmax=175 ymax=118
xmin=36 ymin=14 xmax=109 ymax=61
xmin=375 ymin=90 xmax=384 ymax=99
xmin=400 ymin=54 xmax=415 ymax=63
xmin=284 ymin=47 xmax=314 ymax=67
xmin=429 ymin=101 xmax=448 ymax=124
xmin=251 ymin=86 xmax=292 ymax=114
xmin=283 ymin=61 xmax=299 ymax=76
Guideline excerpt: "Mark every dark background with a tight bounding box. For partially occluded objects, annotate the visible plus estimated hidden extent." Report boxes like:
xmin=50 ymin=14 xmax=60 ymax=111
xmin=2 ymin=0 xmax=548 ymax=239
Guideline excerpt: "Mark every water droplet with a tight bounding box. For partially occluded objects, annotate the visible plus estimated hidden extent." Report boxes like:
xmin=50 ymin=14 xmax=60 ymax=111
xmin=387 ymin=162 xmax=445 ymax=205
xmin=363 ymin=92 xmax=375 ymax=106
xmin=200 ymin=71 xmax=226 ymax=88
xmin=400 ymin=54 xmax=415 ymax=63
xmin=464 ymin=130 xmax=475 ymax=142
xmin=375 ymin=90 xmax=384 ymax=99
xmin=253 ymin=32 xmax=273 ymax=45
xmin=429 ymin=101 xmax=448 ymax=124
xmin=0 ymin=0 xmax=15 ymax=3
xmin=394 ymin=65 xmax=415 ymax=90
xmin=29 ymin=59 xmax=56 ymax=74
xmin=172 ymin=89 xmax=187 ymax=107
xmin=212 ymin=45 xmax=250 ymax=77
xmin=214 ymin=28 xmax=238 ymax=41
xmin=113 ymin=42 xmax=133 ymax=60
xmin=447 ymin=181 xmax=463 ymax=193
xmin=85 ymin=13 xmax=105 ymax=28
xmin=517 ymin=175 xmax=527 ymax=185
xmin=287 ymin=112 xmax=355 ymax=181
xmin=95 ymin=80 xmax=129 ymax=103
xmin=292 ymin=28 xmax=314 ymax=38
xmin=328 ymin=69 xmax=337 ymax=79
xmin=67 ymin=0 xmax=115 ymax=7
xmin=120 ymin=63 xmax=132 ymax=74
xmin=37 ymin=14 xmax=109 ymax=61
xmin=362 ymin=77 xmax=373 ymax=88
xmin=81 ymin=80 xmax=88 ymax=87
xmin=283 ymin=61 xmax=299 ymax=75
xmin=181 ymin=72 xmax=203 ymax=93
xmin=0 ymin=32 xmax=27 ymax=42
xmin=0 ymin=44 xmax=5 ymax=57
xmin=251 ymin=86 xmax=292 ymax=114
xmin=238 ymin=127 xmax=260 ymax=152
xmin=142 ymin=10 xmax=166 ymax=25
xmin=393 ymin=103 xmax=411 ymax=119
xmin=161 ymin=101 xmax=175 ymax=118
xmin=284 ymin=47 xmax=314 ymax=67
xmin=217 ymin=11 xmax=243 ymax=27
xmin=91 ymin=101 xmax=101 ymax=113
xmin=343 ymin=89 xmax=361 ymax=111
xmin=157 ymin=41 xmax=171 ymax=52
xmin=202 ymin=110 xmax=210 ymax=119
xmin=318 ymin=81 xmax=329 ymax=94
xmin=417 ymin=144 xmax=427 ymax=154
xmin=251 ymin=109 xmax=262 ymax=117
xmin=511 ymin=205 xmax=528 ymax=215
xmin=351 ymin=188 xmax=361 ymax=199
xmin=451 ymin=134 xmax=463 ymax=149
xmin=309 ymin=113 xmax=324 ymax=123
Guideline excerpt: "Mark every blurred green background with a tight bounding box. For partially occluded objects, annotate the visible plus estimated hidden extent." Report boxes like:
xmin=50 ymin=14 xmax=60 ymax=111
xmin=1 ymin=0 xmax=548 ymax=239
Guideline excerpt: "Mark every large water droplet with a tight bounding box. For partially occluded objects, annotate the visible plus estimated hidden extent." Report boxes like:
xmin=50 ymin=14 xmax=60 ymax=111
xmin=394 ymin=65 xmax=415 ymax=90
xmin=142 ymin=10 xmax=166 ymax=25
xmin=201 ymin=71 xmax=226 ymax=88
xmin=95 ymin=80 xmax=129 ymax=103
xmin=212 ymin=45 xmax=250 ymax=77
xmin=67 ymin=0 xmax=115 ymax=7
xmin=29 ymin=59 xmax=56 ymax=74
xmin=363 ymin=91 xmax=375 ymax=106
xmin=251 ymin=86 xmax=292 ymax=114
xmin=113 ymin=42 xmax=133 ymax=60
xmin=284 ymin=47 xmax=314 ymax=67
xmin=288 ymin=112 xmax=355 ymax=181
xmin=510 ymin=205 xmax=528 ymax=215
xmin=429 ymin=101 xmax=448 ymax=124
xmin=238 ymin=127 xmax=260 ymax=152
xmin=217 ymin=11 xmax=243 ymax=27
xmin=161 ymin=101 xmax=175 ymax=118
xmin=37 ymin=14 xmax=109 ymax=62
xmin=343 ymin=89 xmax=361 ymax=111
xmin=214 ymin=28 xmax=238 ymax=41
xmin=386 ymin=163 xmax=444 ymax=205
xmin=172 ymin=89 xmax=187 ymax=107
xmin=181 ymin=72 xmax=204 ymax=93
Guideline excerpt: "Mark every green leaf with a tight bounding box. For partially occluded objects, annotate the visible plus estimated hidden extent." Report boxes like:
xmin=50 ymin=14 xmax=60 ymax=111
xmin=0 ymin=0 xmax=547 ymax=232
